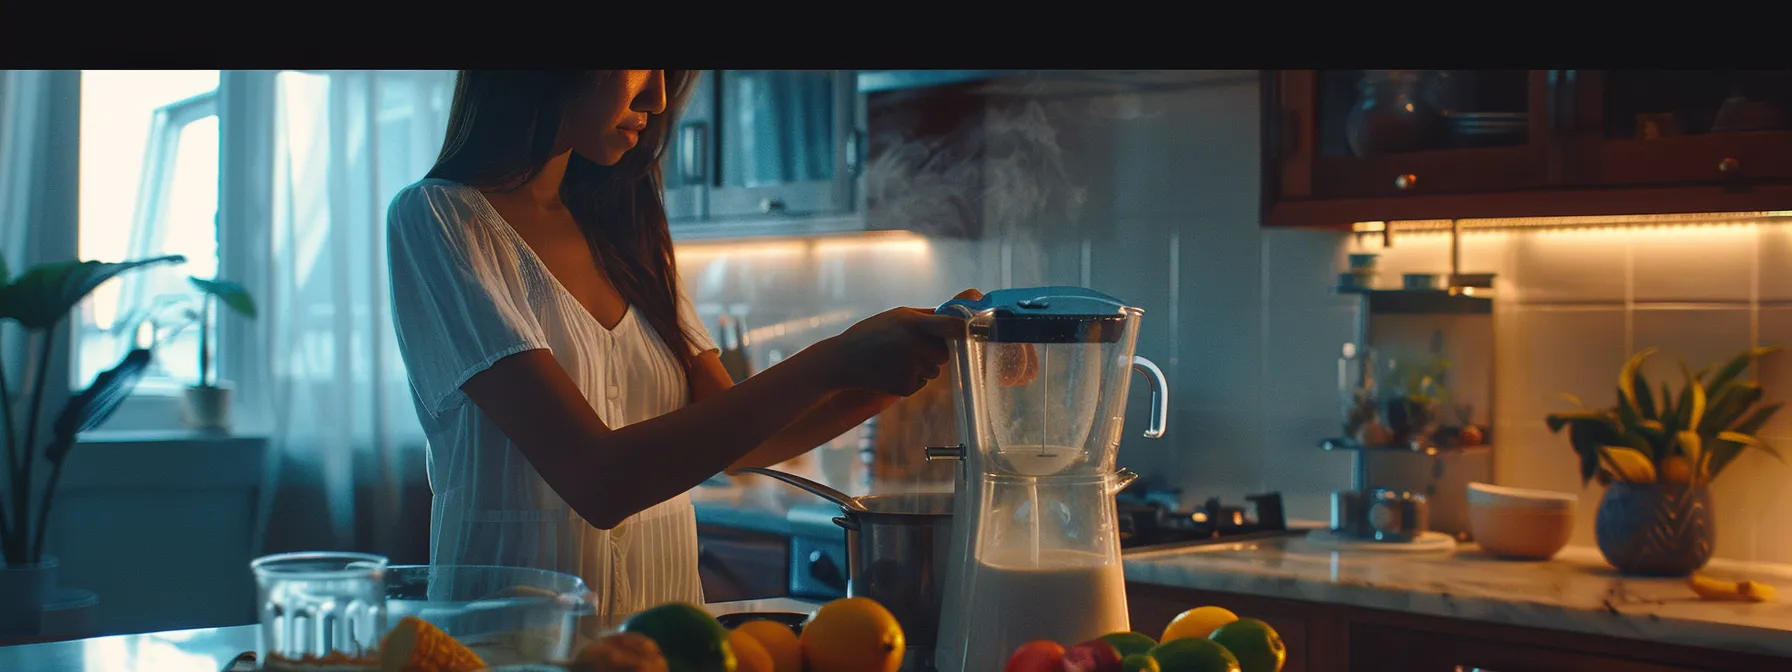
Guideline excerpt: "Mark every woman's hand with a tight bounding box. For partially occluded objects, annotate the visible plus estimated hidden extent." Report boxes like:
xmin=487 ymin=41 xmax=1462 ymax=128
xmin=821 ymin=304 xmax=966 ymax=397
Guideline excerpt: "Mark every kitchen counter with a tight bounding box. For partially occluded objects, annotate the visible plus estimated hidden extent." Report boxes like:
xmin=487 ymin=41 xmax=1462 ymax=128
xmin=0 ymin=598 xmax=821 ymax=672
xmin=1124 ymin=533 xmax=1792 ymax=659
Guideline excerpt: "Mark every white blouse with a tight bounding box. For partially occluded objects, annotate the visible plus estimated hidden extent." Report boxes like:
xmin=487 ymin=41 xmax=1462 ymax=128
xmin=386 ymin=178 xmax=718 ymax=628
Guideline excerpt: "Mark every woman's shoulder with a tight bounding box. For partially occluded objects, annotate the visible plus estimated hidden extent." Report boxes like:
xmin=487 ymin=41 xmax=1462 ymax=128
xmin=390 ymin=178 xmax=479 ymax=217
xmin=387 ymin=178 xmax=493 ymax=241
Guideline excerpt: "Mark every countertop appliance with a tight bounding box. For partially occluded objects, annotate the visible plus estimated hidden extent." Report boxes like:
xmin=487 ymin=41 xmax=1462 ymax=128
xmin=928 ymin=287 xmax=1169 ymax=672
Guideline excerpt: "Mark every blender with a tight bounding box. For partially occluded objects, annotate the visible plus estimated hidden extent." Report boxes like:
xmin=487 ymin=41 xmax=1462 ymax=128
xmin=927 ymin=287 xmax=1169 ymax=672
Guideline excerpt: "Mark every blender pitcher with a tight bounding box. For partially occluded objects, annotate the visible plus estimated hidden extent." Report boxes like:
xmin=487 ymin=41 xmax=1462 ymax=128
xmin=927 ymin=287 xmax=1168 ymax=672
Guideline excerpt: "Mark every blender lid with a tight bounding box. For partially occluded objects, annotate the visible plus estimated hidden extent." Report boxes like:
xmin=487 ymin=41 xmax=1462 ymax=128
xmin=937 ymin=286 xmax=1131 ymax=343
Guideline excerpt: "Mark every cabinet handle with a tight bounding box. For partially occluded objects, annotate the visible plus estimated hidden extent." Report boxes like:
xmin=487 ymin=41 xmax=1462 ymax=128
xmin=1394 ymin=173 xmax=1419 ymax=191
xmin=845 ymin=128 xmax=866 ymax=177
xmin=1718 ymin=157 xmax=1741 ymax=175
xmin=678 ymin=121 xmax=708 ymax=184
xmin=759 ymin=198 xmax=787 ymax=214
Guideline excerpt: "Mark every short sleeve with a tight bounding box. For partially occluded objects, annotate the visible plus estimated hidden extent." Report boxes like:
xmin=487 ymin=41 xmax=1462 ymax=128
xmin=677 ymin=282 xmax=719 ymax=356
xmin=387 ymin=181 xmax=551 ymax=416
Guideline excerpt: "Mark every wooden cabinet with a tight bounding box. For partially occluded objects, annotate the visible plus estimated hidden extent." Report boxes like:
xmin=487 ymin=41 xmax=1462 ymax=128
xmin=1263 ymin=69 xmax=1792 ymax=228
xmin=696 ymin=524 xmax=788 ymax=603
xmin=1126 ymin=582 xmax=1790 ymax=672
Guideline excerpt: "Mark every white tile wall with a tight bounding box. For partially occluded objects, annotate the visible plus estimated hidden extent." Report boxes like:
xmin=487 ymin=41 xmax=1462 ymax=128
xmin=675 ymin=72 xmax=1792 ymax=563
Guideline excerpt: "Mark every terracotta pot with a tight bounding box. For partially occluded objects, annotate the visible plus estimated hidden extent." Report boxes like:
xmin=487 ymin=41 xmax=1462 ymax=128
xmin=1594 ymin=482 xmax=1715 ymax=576
xmin=0 ymin=555 xmax=59 ymax=636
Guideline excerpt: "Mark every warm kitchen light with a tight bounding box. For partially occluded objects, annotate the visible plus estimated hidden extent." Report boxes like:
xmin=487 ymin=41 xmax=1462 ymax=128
xmin=1352 ymin=210 xmax=1792 ymax=236
xmin=676 ymin=230 xmax=930 ymax=262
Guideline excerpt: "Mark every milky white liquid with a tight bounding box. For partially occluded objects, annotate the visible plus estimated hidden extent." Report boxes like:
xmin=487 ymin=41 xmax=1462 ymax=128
xmin=953 ymin=549 xmax=1128 ymax=672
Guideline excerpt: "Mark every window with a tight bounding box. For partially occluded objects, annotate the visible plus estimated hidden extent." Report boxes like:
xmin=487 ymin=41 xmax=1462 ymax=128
xmin=75 ymin=71 xmax=222 ymax=396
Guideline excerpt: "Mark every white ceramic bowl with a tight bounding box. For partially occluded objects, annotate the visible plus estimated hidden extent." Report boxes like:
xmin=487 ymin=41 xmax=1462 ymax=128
xmin=1467 ymin=482 xmax=1578 ymax=560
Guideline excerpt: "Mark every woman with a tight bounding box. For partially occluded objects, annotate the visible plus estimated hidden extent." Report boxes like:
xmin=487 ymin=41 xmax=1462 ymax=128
xmin=385 ymin=70 xmax=970 ymax=625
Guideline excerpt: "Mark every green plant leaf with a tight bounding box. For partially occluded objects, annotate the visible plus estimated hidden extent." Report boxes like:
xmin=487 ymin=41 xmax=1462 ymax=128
xmin=1705 ymin=346 xmax=1782 ymax=398
xmin=0 ymin=253 xmax=10 ymax=286
xmin=1618 ymin=347 xmax=1657 ymax=414
xmin=1677 ymin=430 xmax=1703 ymax=469
xmin=1569 ymin=422 xmax=1602 ymax=486
xmin=1632 ymin=369 xmax=1658 ymax=421
xmin=187 ymin=276 xmax=256 ymax=318
xmin=1546 ymin=410 xmax=1610 ymax=433
xmin=1616 ymin=386 xmax=1644 ymax=431
xmin=1679 ymin=359 xmax=1707 ymax=433
xmin=1718 ymin=431 xmax=1783 ymax=464
xmin=1700 ymin=381 xmax=1762 ymax=435
xmin=1660 ymin=381 xmax=1678 ymax=426
xmin=0 ymin=255 xmax=185 ymax=330
xmin=1558 ymin=392 xmax=1586 ymax=409
xmin=47 ymin=348 xmax=152 ymax=463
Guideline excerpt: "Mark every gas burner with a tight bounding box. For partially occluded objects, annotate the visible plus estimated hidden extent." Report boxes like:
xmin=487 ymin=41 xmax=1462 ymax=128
xmin=1117 ymin=491 xmax=1288 ymax=550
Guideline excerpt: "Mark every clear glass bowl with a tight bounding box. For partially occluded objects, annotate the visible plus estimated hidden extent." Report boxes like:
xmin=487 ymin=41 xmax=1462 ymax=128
xmin=384 ymin=565 xmax=593 ymax=666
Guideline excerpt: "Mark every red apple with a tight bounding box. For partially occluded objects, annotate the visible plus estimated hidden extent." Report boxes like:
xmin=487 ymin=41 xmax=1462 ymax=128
xmin=1064 ymin=640 xmax=1125 ymax=672
xmin=1007 ymin=640 xmax=1068 ymax=672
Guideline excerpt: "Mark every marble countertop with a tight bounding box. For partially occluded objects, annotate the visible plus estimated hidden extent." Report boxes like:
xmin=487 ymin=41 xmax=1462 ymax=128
xmin=1124 ymin=533 xmax=1792 ymax=659
xmin=0 ymin=598 xmax=820 ymax=672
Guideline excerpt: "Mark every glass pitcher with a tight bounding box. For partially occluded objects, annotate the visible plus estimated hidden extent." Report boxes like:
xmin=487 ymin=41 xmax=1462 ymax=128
xmin=931 ymin=286 xmax=1168 ymax=672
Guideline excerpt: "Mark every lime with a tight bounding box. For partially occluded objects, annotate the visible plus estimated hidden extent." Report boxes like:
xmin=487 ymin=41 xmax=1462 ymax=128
xmin=1100 ymin=632 xmax=1160 ymax=659
xmin=1209 ymin=619 xmax=1285 ymax=672
xmin=1123 ymin=653 xmax=1163 ymax=672
xmin=620 ymin=602 xmax=735 ymax=672
xmin=1148 ymin=637 xmax=1240 ymax=672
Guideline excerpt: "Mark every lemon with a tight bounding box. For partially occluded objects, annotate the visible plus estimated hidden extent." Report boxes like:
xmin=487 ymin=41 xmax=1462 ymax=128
xmin=733 ymin=621 xmax=802 ymax=672
xmin=799 ymin=597 xmax=904 ymax=672
xmin=1161 ymin=606 xmax=1239 ymax=643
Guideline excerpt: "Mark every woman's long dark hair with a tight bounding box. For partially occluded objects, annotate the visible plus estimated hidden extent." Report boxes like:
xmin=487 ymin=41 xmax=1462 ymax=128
xmin=425 ymin=70 xmax=702 ymax=370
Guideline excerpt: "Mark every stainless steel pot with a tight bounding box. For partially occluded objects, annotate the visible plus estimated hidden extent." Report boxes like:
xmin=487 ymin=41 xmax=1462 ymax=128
xmin=737 ymin=468 xmax=952 ymax=668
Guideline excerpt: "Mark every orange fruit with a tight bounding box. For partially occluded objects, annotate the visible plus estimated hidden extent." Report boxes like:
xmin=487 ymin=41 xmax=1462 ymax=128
xmin=799 ymin=597 xmax=905 ymax=672
xmin=735 ymin=620 xmax=802 ymax=672
xmin=572 ymin=632 xmax=669 ymax=672
xmin=729 ymin=629 xmax=775 ymax=672
xmin=379 ymin=616 xmax=486 ymax=672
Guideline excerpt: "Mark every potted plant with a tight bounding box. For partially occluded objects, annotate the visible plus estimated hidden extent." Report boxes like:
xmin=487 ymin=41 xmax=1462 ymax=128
xmin=178 ymin=277 xmax=255 ymax=431
xmin=1546 ymin=346 xmax=1782 ymax=576
xmin=0 ymin=254 xmax=184 ymax=636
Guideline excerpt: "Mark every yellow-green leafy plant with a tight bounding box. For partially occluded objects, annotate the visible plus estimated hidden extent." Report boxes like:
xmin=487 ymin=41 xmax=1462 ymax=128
xmin=1546 ymin=346 xmax=1782 ymax=488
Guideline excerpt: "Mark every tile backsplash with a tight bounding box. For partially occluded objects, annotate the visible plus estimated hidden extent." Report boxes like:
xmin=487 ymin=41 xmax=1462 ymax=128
xmin=674 ymin=71 xmax=1792 ymax=564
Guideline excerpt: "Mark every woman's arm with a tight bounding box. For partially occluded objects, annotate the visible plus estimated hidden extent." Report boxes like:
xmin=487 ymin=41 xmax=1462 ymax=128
xmin=461 ymin=307 xmax=957 ymax=529
xmin=685 ymin=353 xmax=895 ymax=471
xmin=462 ymin=343 xmax=844 ymax=530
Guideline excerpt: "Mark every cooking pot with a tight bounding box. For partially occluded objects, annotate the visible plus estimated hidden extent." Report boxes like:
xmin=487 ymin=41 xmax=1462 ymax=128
xmin=737 ymin=468 xmax=952 ymax=668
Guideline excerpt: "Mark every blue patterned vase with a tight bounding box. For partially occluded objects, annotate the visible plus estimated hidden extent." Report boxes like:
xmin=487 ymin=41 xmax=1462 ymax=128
xmin=1594 ymin=482 xmax=1715 ymax=577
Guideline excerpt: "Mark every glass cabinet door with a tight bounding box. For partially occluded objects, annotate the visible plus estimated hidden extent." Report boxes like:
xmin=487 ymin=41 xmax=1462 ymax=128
xmin=664 ymin=70 xmax=714 ymax=222
xmin=707 ymin=70 xmax=857 ymax=219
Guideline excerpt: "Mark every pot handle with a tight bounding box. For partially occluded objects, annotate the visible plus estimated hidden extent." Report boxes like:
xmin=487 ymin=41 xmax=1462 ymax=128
xmin=1132 ymin=356 xmax=1168 ymax=439
xmin=832 ymin=516 xmax=860 ymax=531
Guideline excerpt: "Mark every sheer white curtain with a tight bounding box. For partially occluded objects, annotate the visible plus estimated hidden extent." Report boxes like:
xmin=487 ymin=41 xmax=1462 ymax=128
xmin=246 ymin=70 xmax=456 ymax=555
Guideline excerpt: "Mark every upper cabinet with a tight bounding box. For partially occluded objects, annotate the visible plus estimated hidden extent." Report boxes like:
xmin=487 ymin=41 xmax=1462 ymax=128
xmin=666 ymin=70 xmax=866 ymax=240
xmin=1263 ymin=69 xmax=1792 ymax=228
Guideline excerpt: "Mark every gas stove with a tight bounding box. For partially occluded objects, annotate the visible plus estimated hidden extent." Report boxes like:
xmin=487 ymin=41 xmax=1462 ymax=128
xmin=1116 ymin=489 xmax=1294 ymax=552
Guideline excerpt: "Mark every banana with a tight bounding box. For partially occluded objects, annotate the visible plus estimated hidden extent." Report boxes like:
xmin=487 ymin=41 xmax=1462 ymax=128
xmin=1603 ymin=447 xmax=1658 ymax=484
xmin=1688 ymin=573 xmax=1778 ymax=603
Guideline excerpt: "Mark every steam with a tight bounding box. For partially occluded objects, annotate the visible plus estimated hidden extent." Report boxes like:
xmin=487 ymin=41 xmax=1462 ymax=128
xmin=864 ymin=82 xmax=1091 ymax=241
